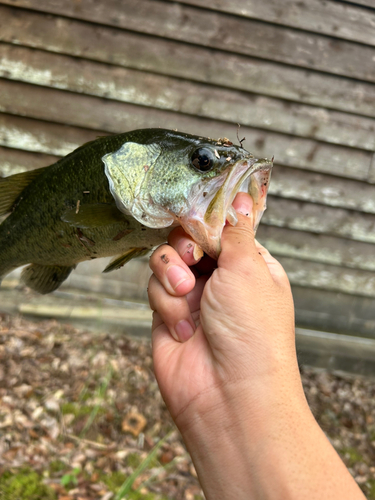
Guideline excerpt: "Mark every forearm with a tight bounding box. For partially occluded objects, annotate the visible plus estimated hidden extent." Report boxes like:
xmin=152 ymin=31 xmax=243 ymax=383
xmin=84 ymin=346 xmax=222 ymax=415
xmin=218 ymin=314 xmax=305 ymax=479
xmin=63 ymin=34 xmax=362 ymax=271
xmin=179 ymin=379 xmax=365 ymax=500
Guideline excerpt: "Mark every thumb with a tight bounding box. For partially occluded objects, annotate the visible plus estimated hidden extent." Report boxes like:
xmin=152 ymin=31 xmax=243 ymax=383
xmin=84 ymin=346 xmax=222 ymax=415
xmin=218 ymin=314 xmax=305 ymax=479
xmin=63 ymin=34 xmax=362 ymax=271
xmin=232 ymin=191 xmax=254 ymax=218
xmin=219 ymin=193 xmax=268 ymax=274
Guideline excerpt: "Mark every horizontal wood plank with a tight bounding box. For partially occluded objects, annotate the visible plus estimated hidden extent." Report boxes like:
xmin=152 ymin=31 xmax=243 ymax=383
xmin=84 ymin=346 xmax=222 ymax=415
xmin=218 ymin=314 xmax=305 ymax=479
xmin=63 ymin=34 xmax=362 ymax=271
xmin=1 ymin=48 xmax=375 ymax=152
xmin=1 ymin=12 xmax=375 ymax=119
xmin=280 ymin=256 xmax=375 ymax=298
xmin=257 ymin=225 xmax=375 ymax=271
xmin=1 ymin=3 xmax=375 ymax=84
xmin=270 ymin=166 xmax=375 ymax=214
xmin=0 ymin=91 xmax=372 ymax=182
xmin=264 ymin=197 xmax=375 ymax=244
xmin=0 ymin=0 xmax=375 ymax=87
xmin=0 ymin=113 xmax=106 ymax=156
xmin=174 ymin=0 xmax=375 ymax=46
xmin=293 ymin=286 xmax=375 ymax=338
xmin=0 ymin=146 xmax=59 ymax=177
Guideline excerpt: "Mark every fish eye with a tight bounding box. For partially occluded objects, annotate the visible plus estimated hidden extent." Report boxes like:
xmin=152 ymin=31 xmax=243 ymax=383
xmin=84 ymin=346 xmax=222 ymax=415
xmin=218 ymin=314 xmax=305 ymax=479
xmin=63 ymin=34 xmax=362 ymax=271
xmin=191 ymin=148 xmax=215 ymax=172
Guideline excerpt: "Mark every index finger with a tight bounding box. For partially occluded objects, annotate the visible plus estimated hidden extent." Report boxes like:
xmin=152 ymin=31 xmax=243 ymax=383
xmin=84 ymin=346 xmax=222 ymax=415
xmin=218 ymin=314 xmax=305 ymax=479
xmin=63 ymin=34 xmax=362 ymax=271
xmin=167 ymin=226 xmax=203 ymax=267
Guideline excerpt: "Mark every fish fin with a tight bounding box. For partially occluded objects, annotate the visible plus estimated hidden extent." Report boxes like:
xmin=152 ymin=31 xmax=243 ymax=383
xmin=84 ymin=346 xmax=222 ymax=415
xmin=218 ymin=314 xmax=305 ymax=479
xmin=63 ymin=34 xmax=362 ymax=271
xmin=0 ymin=264 xmax=17 ymax=286
xmin=21 ymin=263 xmax=75 ymax=294
xmin=0 ymin=167 xmax=49 ymax=216
xmin=103 ymin=248 xmax=150 ymax=273
xmin=61 ymin=203 xmax=127 ymax=228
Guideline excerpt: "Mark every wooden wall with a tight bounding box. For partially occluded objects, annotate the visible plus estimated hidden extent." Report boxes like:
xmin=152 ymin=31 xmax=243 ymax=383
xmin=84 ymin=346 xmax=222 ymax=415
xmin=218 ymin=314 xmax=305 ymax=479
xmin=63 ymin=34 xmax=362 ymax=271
xmin=1 ymin=0 xmax=375 ymax=337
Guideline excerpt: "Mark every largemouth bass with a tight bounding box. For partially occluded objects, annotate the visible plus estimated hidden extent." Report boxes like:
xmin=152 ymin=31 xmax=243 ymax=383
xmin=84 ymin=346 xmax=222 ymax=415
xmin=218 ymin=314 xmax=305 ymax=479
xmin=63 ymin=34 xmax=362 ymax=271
xmin=0 ymin=129 xmax=272 ymax=294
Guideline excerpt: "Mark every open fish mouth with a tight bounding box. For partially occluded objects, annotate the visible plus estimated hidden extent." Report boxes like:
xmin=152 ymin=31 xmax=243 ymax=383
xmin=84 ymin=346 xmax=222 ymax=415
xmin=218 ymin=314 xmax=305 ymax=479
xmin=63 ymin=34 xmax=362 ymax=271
xmin=180 ymin=157 xmax=273 ymax=259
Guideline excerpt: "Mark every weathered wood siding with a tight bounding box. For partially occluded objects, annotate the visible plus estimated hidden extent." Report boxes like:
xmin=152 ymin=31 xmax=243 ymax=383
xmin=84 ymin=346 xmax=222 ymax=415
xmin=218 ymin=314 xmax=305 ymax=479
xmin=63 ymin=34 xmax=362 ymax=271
xmin=1 ymin=0 xmax=375 ymax=336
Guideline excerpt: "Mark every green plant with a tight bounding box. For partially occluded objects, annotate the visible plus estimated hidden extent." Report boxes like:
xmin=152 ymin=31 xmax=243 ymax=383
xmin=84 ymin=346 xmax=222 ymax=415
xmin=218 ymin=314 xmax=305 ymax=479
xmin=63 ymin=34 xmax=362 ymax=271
xmin=114 ymin=433 xmax=170 ymax=500
xmin=0 ymin=468 xmax=56 ymax=500
xmin=80 ymin=365 xmax=113 ymax=438
xmin=60 ymin=467 xmax=81 ymax=489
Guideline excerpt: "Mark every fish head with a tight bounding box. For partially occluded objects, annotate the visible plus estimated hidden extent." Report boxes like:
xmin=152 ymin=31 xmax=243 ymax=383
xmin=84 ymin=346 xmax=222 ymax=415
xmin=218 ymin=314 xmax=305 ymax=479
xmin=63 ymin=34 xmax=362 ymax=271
xmin=103 ymin=129 xmax=273 ymax=259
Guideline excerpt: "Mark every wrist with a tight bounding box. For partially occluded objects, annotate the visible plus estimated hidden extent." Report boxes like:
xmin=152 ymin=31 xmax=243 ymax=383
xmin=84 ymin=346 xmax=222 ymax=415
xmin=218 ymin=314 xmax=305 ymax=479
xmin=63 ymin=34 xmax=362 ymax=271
xmin=178 ymin=375 xmax=364 ymax=500
xmin=178 ymin=376 xmax=310 ymax=500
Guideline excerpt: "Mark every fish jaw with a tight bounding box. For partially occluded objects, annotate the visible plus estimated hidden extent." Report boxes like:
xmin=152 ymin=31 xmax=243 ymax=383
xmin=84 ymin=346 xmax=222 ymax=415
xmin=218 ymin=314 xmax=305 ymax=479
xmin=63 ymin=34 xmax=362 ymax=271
xmin=179 ymin=157 xmax=273 ymax=258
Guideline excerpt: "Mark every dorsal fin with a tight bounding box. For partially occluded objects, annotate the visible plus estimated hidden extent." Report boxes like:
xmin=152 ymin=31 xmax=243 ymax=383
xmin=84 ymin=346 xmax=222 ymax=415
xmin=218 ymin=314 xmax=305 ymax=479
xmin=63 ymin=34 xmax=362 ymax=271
xmin=0 ymin=166 xmax=48 ymax=216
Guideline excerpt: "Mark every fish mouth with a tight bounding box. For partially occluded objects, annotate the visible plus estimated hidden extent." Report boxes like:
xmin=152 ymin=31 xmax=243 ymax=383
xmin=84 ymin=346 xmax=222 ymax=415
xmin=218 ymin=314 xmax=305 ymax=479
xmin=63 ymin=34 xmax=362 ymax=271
xmin=180 ymin=157 xmax=273 ymax=259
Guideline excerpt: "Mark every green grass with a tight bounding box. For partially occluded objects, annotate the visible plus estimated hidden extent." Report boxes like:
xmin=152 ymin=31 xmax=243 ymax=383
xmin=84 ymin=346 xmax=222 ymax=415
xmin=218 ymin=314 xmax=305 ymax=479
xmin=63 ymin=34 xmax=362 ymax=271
xmin=114 ymin=433 xmax=171 ymax=500
xmin=0 ymin=468 xmax=57 ymax=500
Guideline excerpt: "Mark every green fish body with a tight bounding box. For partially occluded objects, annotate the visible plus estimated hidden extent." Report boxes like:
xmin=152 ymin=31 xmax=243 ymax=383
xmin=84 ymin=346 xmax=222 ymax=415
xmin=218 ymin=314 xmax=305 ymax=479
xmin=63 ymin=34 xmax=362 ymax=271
xmin=0 ymin=128 xmax=272 ymax=294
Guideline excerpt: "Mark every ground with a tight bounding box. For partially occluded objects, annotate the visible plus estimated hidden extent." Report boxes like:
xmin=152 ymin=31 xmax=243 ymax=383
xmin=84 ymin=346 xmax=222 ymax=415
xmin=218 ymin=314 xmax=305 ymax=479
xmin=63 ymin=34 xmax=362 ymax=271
xmin=1 ymin=313 xmax=375 ymax=499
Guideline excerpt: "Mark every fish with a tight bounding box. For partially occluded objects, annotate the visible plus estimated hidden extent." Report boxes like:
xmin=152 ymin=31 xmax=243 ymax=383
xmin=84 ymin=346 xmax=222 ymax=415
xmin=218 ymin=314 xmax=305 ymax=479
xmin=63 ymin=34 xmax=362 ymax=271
xmin=0 ymin=128 xmax=272 ymax=294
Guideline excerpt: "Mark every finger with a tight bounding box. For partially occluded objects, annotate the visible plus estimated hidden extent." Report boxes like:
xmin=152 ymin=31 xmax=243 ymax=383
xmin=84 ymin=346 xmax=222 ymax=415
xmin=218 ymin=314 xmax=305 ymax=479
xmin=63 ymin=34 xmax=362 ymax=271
xmin=231 ymin=191 xmax=253 ymax=217
xmin=148 ymin=274 xmax=195 ymax=342
xmin=185 ymin=274 xmax=209 ymax=314
xmin=219 ymin=195 xmax=268 ymax=274
xmin=255 ymin=239 xmax=290 ymax=287
xmin=168 ymin=226 xmax=203 ymax=267
xmin=149 ymin=244 xmax=196 ymax=296
xmin=151 ymin=314 xmax=177 ymax=369
xmin=149 ymin=273 xmax=207 ymax=325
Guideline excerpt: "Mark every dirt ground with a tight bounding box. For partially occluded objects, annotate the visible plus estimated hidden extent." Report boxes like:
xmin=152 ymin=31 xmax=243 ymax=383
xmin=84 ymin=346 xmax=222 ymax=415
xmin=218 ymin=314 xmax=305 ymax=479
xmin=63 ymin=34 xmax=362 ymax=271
xmin=1 ymin=313 xmax=375 ymax=499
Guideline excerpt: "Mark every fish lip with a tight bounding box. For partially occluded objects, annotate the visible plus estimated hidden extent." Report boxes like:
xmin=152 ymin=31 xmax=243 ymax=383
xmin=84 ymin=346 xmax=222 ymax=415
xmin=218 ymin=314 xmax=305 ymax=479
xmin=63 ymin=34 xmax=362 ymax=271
xmin=179 ymin=157 xmax=273 ymax=258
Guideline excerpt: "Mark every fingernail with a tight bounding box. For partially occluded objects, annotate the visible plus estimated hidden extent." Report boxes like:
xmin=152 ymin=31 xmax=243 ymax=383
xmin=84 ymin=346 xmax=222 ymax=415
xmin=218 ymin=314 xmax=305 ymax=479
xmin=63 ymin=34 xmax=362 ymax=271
xmin=182 ymin=242 xmax=194 ymax=257
xmin=166 ymin=265 xmax=192 ymax=291
xmin=180 ymin=242 xmax=202 ymax=263
xmin=175 ymin=320 xmax=195 ymax=342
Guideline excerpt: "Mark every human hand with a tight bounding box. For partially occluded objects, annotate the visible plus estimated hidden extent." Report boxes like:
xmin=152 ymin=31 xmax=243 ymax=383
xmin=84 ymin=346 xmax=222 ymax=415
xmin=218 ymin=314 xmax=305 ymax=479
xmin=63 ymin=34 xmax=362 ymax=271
xmin=148 ymin=192 xmax=301 ymax=432
xmin=148 ymin=192 xmax=365 ymax=500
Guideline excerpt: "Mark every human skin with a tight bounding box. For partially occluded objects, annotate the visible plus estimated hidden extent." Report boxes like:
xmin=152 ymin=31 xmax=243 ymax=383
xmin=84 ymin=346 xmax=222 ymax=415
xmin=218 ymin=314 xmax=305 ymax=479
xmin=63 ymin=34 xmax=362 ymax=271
xmin=148 ymin=192 xmax=365 ymax=500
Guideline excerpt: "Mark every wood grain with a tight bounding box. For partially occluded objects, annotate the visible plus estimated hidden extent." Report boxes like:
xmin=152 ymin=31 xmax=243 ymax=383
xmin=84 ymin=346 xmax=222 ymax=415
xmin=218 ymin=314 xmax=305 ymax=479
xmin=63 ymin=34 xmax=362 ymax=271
xmin=0 ymin=2 xmax=375 ymax=83
xmin=173 ymin=0 xmax=375 ymax=46
xmin=257 ymin=225 xmax=375 ymax=271
xmin=270 ymin=166 xmax=375 ymax=214
xmin=1 ymin=8 xmax=375 ymax=118
xmin=293 ymin=285 xmax=375 ymax=338
xmin=264 ymin=197 xmax=375 ymax=244
xmin=0 ymin=146 xmax=59 ymax=177
xmin=0 ymin=96 xmax=371 ymax=181
xmin=280 ymin=256 xmax=375 ymax=298
xmin=1 ymin=48 xmax=375 ymax=151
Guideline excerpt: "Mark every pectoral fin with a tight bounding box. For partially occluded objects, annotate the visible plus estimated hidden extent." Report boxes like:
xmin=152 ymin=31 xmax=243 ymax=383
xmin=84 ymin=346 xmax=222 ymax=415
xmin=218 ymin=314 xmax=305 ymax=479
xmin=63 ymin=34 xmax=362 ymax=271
xmin=0 ymin=166 xmax=48 ymax=216
xmin=21 ymin=263 xmax=75 ymax=294
xmin=103 ymin=248 xmax=150 ymax=273
xmin=61 ymin=203 xmax=127 ymax=228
